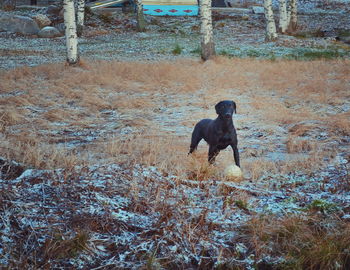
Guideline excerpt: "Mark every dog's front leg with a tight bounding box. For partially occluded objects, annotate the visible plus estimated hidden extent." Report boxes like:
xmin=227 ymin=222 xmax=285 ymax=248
xmin=231 ymin=144 xmax=240 ymax=167
xmin=208 ymin=145 xmax=219 ymax=164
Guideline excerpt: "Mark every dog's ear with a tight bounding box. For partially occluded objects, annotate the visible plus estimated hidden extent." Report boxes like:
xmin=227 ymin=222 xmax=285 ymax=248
xmin=231 ymin=100 xmax=237 ymax=114
xmin=215 ymin=101 xmax=223 ymax=114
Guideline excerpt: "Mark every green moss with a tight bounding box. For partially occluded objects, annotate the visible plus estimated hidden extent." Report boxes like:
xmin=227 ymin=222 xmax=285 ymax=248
xmin=337 ymin=29 xmax=350 ymax=38
xmin=303 ymin=50 xmax=341 ymax=59
xmin=190 ymin=46 xmax=201 ymax=55
xmin=219 ymin=50 xmax=229 ymax=56
xmin=307 ymin=199 xmax=338 ymax=213
xmin=282 ymin=48 xmax=348 ymax=60
xmin=246 ymin=49 xmax=261 ymax=57
xmin=172 ymin=44 xmax=182 ymax=55
xmin=235 ymin=200 xmax=249 ymax=211
xmin=294 ymin=28 xmax=325 ymax=39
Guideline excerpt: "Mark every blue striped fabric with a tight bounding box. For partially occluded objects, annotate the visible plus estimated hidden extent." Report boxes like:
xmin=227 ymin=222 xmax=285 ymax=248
xmin=143 ymin=5 xmax=198 ymax=16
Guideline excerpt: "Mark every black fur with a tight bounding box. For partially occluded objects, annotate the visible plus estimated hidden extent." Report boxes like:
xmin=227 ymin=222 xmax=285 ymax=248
xmin=188 ymin=100 xmax=240 ymax=167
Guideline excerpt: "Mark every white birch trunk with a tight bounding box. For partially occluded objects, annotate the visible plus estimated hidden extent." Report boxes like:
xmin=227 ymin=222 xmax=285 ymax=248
xmin=264 ymin=0 xmax=278 ymax=41
xmin=286 ymin=0 xmax=291 ymax=27
xmin=288 ymin=0 xmax=297 ymax=31
xmin=76 ymin=0 xmax=85 ymax=37
xmin=135 ymin=0 xmax=146 ymax=32
xmin=200 ymin=0 xmax=215 ymax=61
xmin=279 ymin=0 xmax=288 ymax=33
xmin=63 ymin=0 xmax=79 ymax=65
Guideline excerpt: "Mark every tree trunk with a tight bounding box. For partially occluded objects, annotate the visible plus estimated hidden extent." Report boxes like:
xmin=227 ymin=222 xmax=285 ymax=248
xmin=278 ymin=0 xmax=288 ymax=33
xmin=76 ymin=0 xmax=85 ymax=37
xmin=264 ymin=0 xmax=278 ymax=41
xmin=200 ymin=0 xmax=215 ymax=61
xmin=135 ymin=0 xmax=146 ymax=32
xmin=63 ymin=0 xmax=79 ymax=65
xmin=288 ymin=0 xmax=297 ymax=31
xmin=286 ymin=0 xmax=291 ymax=27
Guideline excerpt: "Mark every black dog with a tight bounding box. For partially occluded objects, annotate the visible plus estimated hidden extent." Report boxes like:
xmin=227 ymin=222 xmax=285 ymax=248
xmin=188 ymin=100 xmax=240 ymax=167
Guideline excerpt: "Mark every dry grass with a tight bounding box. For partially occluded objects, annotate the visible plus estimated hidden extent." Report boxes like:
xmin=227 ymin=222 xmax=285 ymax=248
xmin=286 ymin=136 xmax=319 ymax=153
xmin=240 ymin=214 xmax=350 ymax=269
xmin=1 ymin=57 xmax=349 ymax=269
xmin=0 ymin=57 xmax=349 ymax=179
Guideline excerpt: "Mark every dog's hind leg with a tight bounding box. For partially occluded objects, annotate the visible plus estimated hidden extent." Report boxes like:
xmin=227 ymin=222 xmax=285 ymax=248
xmin=189 ymin=125 xmax=203 ymax=154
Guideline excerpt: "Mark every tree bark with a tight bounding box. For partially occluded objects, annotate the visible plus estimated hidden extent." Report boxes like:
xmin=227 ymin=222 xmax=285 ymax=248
xmin=63 ymin=0 xmax=79 ymax=65
xmin=288 ymin=0 xmax=297 ymax=31
xmin=76 ymin=0 xmax=85 ymax=37
xmin=278 ymin=0 xmax=288 ymax=33
xmin=135 ymin=0 xmax=146 ymax=32
xmin=200 ymin=0 xmax=215 ymax=61
xmin=286 ymin=0 xmax=291 ymax=27
xmin=264 ymin=0 xmax=278 ymax=41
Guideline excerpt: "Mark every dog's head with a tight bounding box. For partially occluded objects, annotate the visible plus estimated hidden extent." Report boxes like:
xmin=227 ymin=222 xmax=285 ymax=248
xmin=215 ymin=100 xmax=236 ymax=119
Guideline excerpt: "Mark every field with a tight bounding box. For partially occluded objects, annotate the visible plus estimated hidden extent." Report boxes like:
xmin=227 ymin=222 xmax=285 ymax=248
xmin=1 ymin=57 xmax=350 ymax=269
xmin=1 ymin=4 xmax=350 ymax=269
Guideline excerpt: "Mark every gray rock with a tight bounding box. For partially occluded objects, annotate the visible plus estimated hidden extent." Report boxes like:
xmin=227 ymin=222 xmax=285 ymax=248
xmin=46 ymin=5 xmax=62 ymax=16
xmin=251 ymin=6 xmax=265 ymax=14
xmin=32 ymin=14 xmax=51 ymax=29
xmin=55 ymin=23 xmax=66 ymax=33
xmin=3 ymin=0 xmax=16 ymax=11
xmin=0 ymin=14 xmax=40 ymax=35
xmin=38 ymin=26 xmax=62 ymax=38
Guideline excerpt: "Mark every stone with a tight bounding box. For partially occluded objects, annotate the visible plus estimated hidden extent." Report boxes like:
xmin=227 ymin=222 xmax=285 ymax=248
xmin=32 ymin=14 xmax=52 ymax=29
xmin=3 ymin=0 xmax=15 ymax=11
xmin=38 ymin=26 xmax=62 ymax=38
xmin=0 ymin=14 xmax=40 ymax=35
xmin=251 ymin=6 xmax=265 ymax=14
xmin=55 ymin=23 xmax=66 ymax=34
xmin=46 ymin=5 xmax=62 ymax=16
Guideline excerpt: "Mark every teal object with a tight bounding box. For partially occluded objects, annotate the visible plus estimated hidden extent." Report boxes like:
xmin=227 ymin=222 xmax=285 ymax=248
xmin=143 ymin=5 xmax=198 ymax=16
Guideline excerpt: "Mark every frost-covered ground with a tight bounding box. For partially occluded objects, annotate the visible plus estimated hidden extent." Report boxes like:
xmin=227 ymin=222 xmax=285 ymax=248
xmin=1 ymin=2 xmax=350 ymax=269
xmin=1 ymin=159 xmax=349 ymax=268
xmin=1 ymin=57 xmax=349 ymax=268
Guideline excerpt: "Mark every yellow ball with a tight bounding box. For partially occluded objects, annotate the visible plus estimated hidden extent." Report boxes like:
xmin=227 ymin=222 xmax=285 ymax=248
xmin=224 ymin=165 xmax=243 ymax=180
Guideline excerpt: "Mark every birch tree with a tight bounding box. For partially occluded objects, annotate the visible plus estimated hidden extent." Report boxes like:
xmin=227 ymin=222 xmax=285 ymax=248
xmin=76 ymin=0 xmax=85 ymax=37
xmin=288 ymin=0 xmax=297 ymax=31
xmin=279 ymin=0 xmax=288 ymax=33
xmin=264 ymin=0 xmax=278 ymax=41
xmin=135 ymin=0 xmax=146 ymax=32
xmin=286 ymin=0 xmax=291 ymax=26
xmin=63 ymin=0 xmax=79 ymax=65
xmin=200 ymin=0 xmax=215 ymax=61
